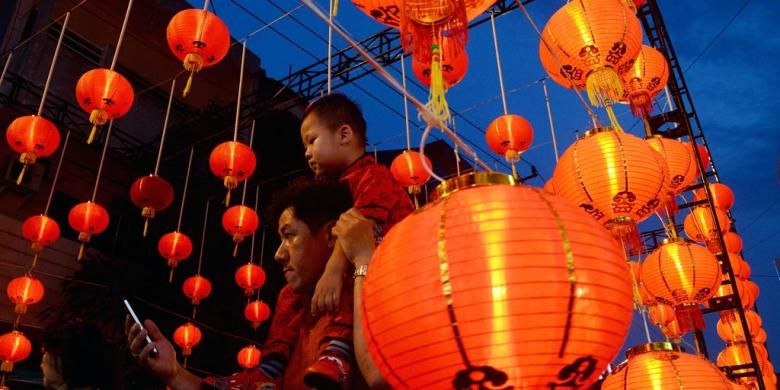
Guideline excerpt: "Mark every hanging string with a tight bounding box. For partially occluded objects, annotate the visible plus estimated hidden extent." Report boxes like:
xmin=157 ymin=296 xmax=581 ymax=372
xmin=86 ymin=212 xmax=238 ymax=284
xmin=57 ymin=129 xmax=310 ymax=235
xmin=109 ymin=0 xmax=135 ymax=72
xmin=90 ymin=121 xmax=113 ymax=203
xmin=233 ymin=40 xmax=247 ymax=142
xmin=196 ymin=200 xmax=211 ymax=276
xmin=640 ymin=310 xmax=653 ymax=343
xmin=0 ymin=51 xmax=12 ymax=87
xmin=154 ymin=79 xmax=176 ymax=176
xmin=241 ymin=5 xmax=304 ymax=43
xmin=490 ymin=12 xmax=509 ymax=116
xmin=176 ymin=148 xmax=195 ymax=232
xmin=401 ymin=54 xmax=411 ymax=150
xmin=541 ymin=79 xmax=560 ymax=163
xmin=240 ymin=120 xmax=256 ymax=205
xmin=373 ymin=146 xmax=378 ymax=161
xmin=37 ymin=12 xmax=69 ymax=117
xmin=452 ymin=119 xmax=462 ymax=176
xmin=44 ymin=132 xmax=71 ymax=215
xmin=258 ymin=227 xmax=267 ymax=268
xmin=202 ymin=0 xmax=211 ymax=10
xmin=326 ymin=0 xmax=334 ymax=94
xmin=249 ymin=185 xmax=260 ymax=264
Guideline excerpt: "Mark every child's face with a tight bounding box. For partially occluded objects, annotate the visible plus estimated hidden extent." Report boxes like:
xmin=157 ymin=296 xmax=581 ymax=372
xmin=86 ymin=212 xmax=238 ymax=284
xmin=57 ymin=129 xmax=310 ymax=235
xmin=301 ymin=113 xmax=344 ymax=177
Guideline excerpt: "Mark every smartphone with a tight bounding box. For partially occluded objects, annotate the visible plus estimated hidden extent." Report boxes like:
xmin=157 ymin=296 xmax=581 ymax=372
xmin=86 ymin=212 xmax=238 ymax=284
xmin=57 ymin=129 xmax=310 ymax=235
xmin=122 ymin=297 xmax=158 ymax=355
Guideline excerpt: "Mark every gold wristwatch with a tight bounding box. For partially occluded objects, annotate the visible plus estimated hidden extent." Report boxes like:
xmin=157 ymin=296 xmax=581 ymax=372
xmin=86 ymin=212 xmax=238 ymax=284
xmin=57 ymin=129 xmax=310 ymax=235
xmin=354 ymin=264 xmax=368 ymax=278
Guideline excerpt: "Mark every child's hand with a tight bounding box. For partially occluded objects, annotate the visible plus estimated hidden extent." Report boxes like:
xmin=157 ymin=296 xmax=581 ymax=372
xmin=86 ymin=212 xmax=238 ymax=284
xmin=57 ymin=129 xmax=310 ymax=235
xmin=312 ymin=267 xmax=343 ymax=315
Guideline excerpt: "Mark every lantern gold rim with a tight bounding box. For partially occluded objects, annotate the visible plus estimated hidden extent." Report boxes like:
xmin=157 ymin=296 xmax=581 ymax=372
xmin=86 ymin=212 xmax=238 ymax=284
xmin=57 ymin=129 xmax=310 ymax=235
xmin=626 ymin=341 xmax=682 ymax=358
xmin=430 ymin=171 xmax=516 ymax=202
xmin=661 ymin=236 xmax=686 ymax=245
xmin=581 ymin=126 xmax=617 ymax=139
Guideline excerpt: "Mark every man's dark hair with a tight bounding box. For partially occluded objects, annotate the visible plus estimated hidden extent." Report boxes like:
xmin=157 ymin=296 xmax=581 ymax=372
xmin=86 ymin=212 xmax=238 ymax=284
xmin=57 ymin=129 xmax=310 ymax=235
xmin=303 ymin=93 xmax=367 ymax=147
xmin=42 ymin=319 xmax=116 ymax=388
xmin=270 ymin=178 xmax=353 ymax=233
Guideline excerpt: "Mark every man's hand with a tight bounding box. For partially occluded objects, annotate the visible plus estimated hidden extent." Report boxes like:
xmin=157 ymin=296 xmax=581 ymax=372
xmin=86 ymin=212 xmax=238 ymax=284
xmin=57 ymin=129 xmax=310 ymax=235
xmin=125 ymin=316 xmax=179 ymax=384
xmin=332 ymin=208 xmax=376 ymax=266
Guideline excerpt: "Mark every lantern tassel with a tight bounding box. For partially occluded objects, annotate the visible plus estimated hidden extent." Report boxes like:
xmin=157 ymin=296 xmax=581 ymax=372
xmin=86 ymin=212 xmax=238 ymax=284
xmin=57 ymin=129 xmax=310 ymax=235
xmin=331 ymin=0 xmax=338 ymax=16
xmin=629 ymin=92 xmax=653 ymax=118
xmin=233 ymin=242 xmax=239 ymax=257
xmin=585 ymin=67 xmax=625 ymax=107
xmin=168 ymin=268 xmax=175 ymax=284
xmin=607 ymin=218 xmax=642 ymax=256
xmin=224 ymin=189 xmax=231 ymax=207
xmin=87 ymin=124 xmax=98 ymax=144
xmin=16 ymin=163 xmax=28 ymax=185
xmin=425 ymin=44 xmax=451 ymax=125
xmin=77 ymin=243 xmax=85 ymax=261
xmin=660 ymin=193 xmax=679 ymax=219
xmin=31 ymin=252 xmax=39 ymax=270
xmin=183 ymin=71 xmax=195 ymax=97
xmin=675 ymin=304 xmax=705 ymax=333
xmin=143 ymin=218 xmax=149 ymax=237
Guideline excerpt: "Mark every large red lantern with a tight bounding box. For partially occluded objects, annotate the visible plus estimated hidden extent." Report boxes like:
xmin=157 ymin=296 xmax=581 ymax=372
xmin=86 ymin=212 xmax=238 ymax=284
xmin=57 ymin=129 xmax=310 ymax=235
xmin=603 ymin=342 xmax=733 ymax=390
xmin=130 ymin=175 xmax=174 ymax=236
xmin=0 ymin=331 xmax=32 ymax=373
xmin=234 ymin=263 xmax=266 ymax=296
xmin=173 ymin=322 xmax=202 ymax=357
xmin=390 ymin=150 xmax=432 ymax=198
xmin=209 ymin=141 xmax=256 ymax=205
xmin=620 ymin=45 xmax=669 ymax=117
xmin=244 ymin=300 xmax=271 ymax=330
xmin=684 ymin=206 xmax=731 ymax=251
xmin=640 ymin=238 xmax=720 ymax=332
xmin=68 ymin=201 xmax=110 ymax=261
xmin=408 ymin=33 xmax=468 ymax=123
xmin=237 ymin=345 xmax=261 ymax=369
xmin=222 ymin=205 xmax=259 ymax=257
xmin=694 ymin=182 xmax=735 ymax=211
xmin=485 ymin=114 xmax=534 ymax=171
xmin=166 ymin=9 xmax=230 ymax=97
xmin=717 ymin=309 xmax=761 ymax=344
xmin=552 ymin=128 xmax=669 ymax=253
xmin=6 ymin=115 xmax=61 ymax=184
xmin=158 ymin=231 xmax=193 ymax=268
xmin=182 ymin=275 xmax=212 ymax=305
xmin=362 ymin=173 xmax=634 ymax=388
xmin=21 ymin=214 xmax=60 ymax=258
xmin=6 ymin=275 xmax=44 ymax=314
xmin=411 ymin=35 xmax=469 ymax=89
xmin=75 ymin=69 xmax=134 ymax=144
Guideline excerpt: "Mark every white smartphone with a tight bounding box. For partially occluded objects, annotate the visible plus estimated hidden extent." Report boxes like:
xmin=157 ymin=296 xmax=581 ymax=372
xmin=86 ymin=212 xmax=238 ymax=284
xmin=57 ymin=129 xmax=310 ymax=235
xmin=123 ymin=298 xmax=158 ymax=355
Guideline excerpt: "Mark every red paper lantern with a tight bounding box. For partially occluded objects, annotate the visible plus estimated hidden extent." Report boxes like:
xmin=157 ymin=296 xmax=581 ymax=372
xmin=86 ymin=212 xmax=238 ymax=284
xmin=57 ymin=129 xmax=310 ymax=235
xmin=714 ymin=278 xmax=755 ymax=310
xmin=351 ymin=0 xmax=402 ymax=28
xmin=694 ymin=183 xmax=735 ymax=211
xmin=717 ymin=309 xmax=761 ymax=344
xmin=182 ymin=275 xmax=212 ymax=305
xmin=6 ymin=115 xmax=61 ymax=184
xmin=235 ymin=263 xmax=266 ymax=296
xmin=717 ymin=342 xmax=769 ymax=379
xmin=0 ymin=331 xmax=32 ymax=373
xmin=362 ymin=173 xmax=634 ymax=388
xmin=68 ymin=201 xmax=110 ymax=260
xmin=684 ymin=206 xmax=731 ymax=250
xmin=75 ymin=69 xmax=134 ymax=144
xmin=647 ymin=304 xmax=686 ymax=342
xmin=728 ymin=252 xmax=750 ymax=281
xmin=390 ymin=150 xmax=431 ymax=197
xmin=645 ymin=136 xmax=697 ymax=196
xmin=6 ymin=275 xmax=44 ymax=314
xmin=542 ymin=179 xmax=556 ymax=194
xmin=411 ymin=35 xmax=469 ymax=88
xmin=684 ymin=142 xmax=710 ymax=173
xmin=222 ymin=205 xmax=259 ymax=257
xmin=401 ymin=0 xmax=468 ymax=65
xmin=552 ymin=128 xmax=669 ymax=253
xmin=408 ymin=33 xmax=468 ymax=123
xmin=485 ymin=114 xmax=534 ymax=165
xmin=130 ymin=175 xmax=174 ymax=236
xmin=754 ymin=328 xmax=767 ymax=344
xmin=158 ymin=231 xmax=193 ymax=268
xmin=620 ymin=45 xmax=669 ymax=117
xmin=723 ymin=232 xmax=743 ymax=253
xmin=21 ymin=214 xmax=60 ymax=254
xmin=237 ymin=345 xmax=261 ymax=369
xmin=173 ymin=322 xmax=202 ymax=357
xmin=209 ymin=141 xmax=256 ymax=205
xmin=166 ymin=9 xmax=230 ymax=97
xmin=244 ymin=300 xmax=271 ymax=330
xmin=603 ymin=342 xmax=733 ymax=390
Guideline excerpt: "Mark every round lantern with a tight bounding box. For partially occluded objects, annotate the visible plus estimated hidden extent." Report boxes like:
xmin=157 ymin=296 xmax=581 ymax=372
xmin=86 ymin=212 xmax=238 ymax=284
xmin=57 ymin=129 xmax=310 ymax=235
xmin=0 ymin=331 xmax=32 ymax=373
xmin=694 ymin=182 xmax=735 ymax=211
xmin=235 ymin=263 xmax=266 ymax=296
xmin=722 ymin=232 xmax=743 ymax=254
xmin=209 ymin=141 xmax=256 ymax=206
xmin=713 ymin=278 xmax=755 ymax=310
xmin=754 ymin=328 xmax=767 ymax=344
xmin=647 ymin=304 xmax=675 ymax=327
xmin=717 ymin=342 xmax=768 ymax=378
xmin=237 ymin=345 xmax=261 ymax=369
xmin=158 ymin=231 xmax=193 ymax=268
xmin=75 ymin=69 xmax=134 ymax=144
xmin=684 ymin=142 xmax=710 ymax=173
xmin=6 ymin=115 xmax=61 ymax=184
xmin=244 ymin=300 xmax=271 ymax=330
xmin=166 ymin=9 xmax=230 ymax=97
xmin=552 ymin=127 xmax=669 ymax=253
xmin=362 ymin=172 xmax=634 ymax=388
xmin=411 ymin=35 xmax=469 ymax=89
xmin=182 ymin=275 xmax=212 ymax=305
xmin=173 ymin=322 xmax=202 ymax=357
xmin=130 ymin=175 xmax=174 ymax=236
xmin=408 ymin=33 xmax=468 ymax=123
xmin=640 ymin=238 xmax=720 ymax=333
xmin=717 ymin=309 xmax=761 ymax=344
xmin=728 ymin=252 xmax=750 ymax=281
xmin=485 ymin=114 xmax=534 ymax=168
xmin=390 ymin=150 xmax=432 ymax=197
xmin=645 ymin=136 xmax=697 ymax=196
xmin=222 ymin=205 xmax=259 ymax=257
xmin=21 ymin=214 xmax=60 ymax=256
xmin=67 ymin=201 xmax=110 ymax=261
xmin=684 ymin=206 xmax=731 ymax=251
xmin=6 ymin=275 xmax=44 ymax=314
xmin=620 ymin=45 xmax=669 ymax=118
xmin=603 ymin=342 xmax=734 ymax=390
xmin=352 ymin=0 xmax=402 ymax=27
xmin=539 ymin=0 xmax=642 ymax=109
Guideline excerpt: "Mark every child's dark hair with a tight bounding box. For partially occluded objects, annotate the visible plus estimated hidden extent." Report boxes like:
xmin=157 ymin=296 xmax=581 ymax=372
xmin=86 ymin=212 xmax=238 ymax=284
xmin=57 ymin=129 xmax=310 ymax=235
xmin=303 ymin=93 xmax=367 ymax=147
xmin=270 ymin=178 xmax=353 ymax=233
xmin=42 ymin=319 xmax=116 ymax=388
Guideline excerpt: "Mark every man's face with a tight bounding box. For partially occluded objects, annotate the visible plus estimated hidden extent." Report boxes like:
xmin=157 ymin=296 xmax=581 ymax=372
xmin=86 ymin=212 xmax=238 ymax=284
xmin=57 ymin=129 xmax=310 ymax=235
xmin=274 ymin=207 xmax=332 ymax=294
xmin=301 ymin=113 xmax=344 ymax=177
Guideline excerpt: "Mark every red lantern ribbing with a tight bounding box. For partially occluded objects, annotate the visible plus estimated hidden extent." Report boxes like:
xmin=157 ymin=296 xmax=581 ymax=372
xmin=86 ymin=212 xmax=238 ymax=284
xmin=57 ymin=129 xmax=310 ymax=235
xmin=75 ymin=69 xmax=134 ymax=144
xmin=717 ymin=309 xmax=761 ymax=344
xmin=620 ymin=45 xmax=669 ymax=118
xmin=684 ymin=206 xmax=731 ymax=251
xmin=234 ymin=263 xmax=266 ymax=296
xmin=390 ymin=150 xmax=432 ymax=200
xmin=130 ymin=175 xmax=174 ymax=236
xmin=237 ymin=345 xmax=261 ymax=369
xmin=694 ymin=182 xmax=735 ymax=211
xmin=244 ymin=300 xmax=271 ymax=330
xmin=222 ymin=205 xmax=259 ymax=257
xmin=182 ymin=275 xmax=212 ymax=305
xmin=0 ymin=331 xmax=32 ymax=373
xmin=21 ymin=215 xmax=60 ymax=258
xmin=6 ymin=275 xmax=44 ymax=314
xmin=173 ymin=322 xmax=202 ymax=357
xmin=209 ymin=141 xmax=256 ymax=206
xmin=5 ymin=115 xmax=61 ymax=184
xmin=158 ymin=231 xmax=193 ymax=269
xmin=485 ymin=114 xmax=534 ymax=178
xmin=68 ymin=201 xmax=109 ymax=261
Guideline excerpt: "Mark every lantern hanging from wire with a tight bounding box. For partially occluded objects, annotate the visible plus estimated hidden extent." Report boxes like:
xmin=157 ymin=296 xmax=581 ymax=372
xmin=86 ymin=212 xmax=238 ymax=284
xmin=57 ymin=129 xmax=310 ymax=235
xmin=68 ymin=201 xmax=110 ymax=261
xmin=237 ymin=345 xmax=261 ymax=369
xmin=722 ymin=232 xmax=743 ymax=254
xmin=166 ymin=9 xmax=230 ymax=97
xmin=717 ymin=342 xmax=768 ymax=381
xmin=409 ymin=31 xmax=468 ymax=124
xmin=620 ymin=45 xmax=669 ymax=119
xmin=683 ymin=206 xmax=731 ymax=251
xmin=603 ymin=342 xmax=734 ymax=390
xmin=485 ymin=114 xmax=534 ymax=179
xmin=6 ymin=115 xmax=61 ymax=184
xmin=209 ymin=141 xmax=256 ymax=206
xmin=552 ymin=127 xmax=670 ymax=254
xmin=647 ymin=304 xmax=686 ymax=343
xmin=6 ymin=275 xmax=44 ymax=314
xmin=235 ymin=263 xmax=266 ymax=296
xmin=75 ymin=69 xmax=134 ymax=144
xmin=173 ymin=322 xmax=202 ymax=357
xmin=539 ymin=0 xmax=643 ymax=129
xmin=362 ymin=172 xmax=634 ymax=388
xmin=222 ymin=205 xmax=259 ymax=257
xmin=712 ymin=278 xmax=755 ymax=310
xmin=694 ymin=182 xmax=735 ymax=211
xmin=728 ymin=252 xmax=751 ymax=281
xmin=130 ymin=175 xmax=174 ymax=237
xmin=21 ymin=215 xmax=60 ymax=263
xmin=182 ymin=275 xmax=212 ymax=305
xmin=640 ymin=238 xmax=721 ymax=333
xmin=158 ymin=231 xmax=193 ymax=269
xmin=645 ymin=136 xmax=697 ymax=216
xmin=0 ymin=331 xmax=32 ymax=373
xmin=717 ymin=309 xmax=761 ymax=344
xmin=244 ymin=300 xmax=271 ymax=330
xmin=390 ymin=150 xmax=432 ymax=205
xmin=411 ymin=35 xmax=469 ymax=89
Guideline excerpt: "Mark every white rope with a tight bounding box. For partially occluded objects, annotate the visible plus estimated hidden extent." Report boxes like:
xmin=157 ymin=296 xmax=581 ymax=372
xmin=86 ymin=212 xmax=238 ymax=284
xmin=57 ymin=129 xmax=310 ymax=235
xmin=154 ymin=79 xmax=176 ymax=176
xmin=490 ymin=12 xmax=508 ymax=115
xmin=541 ymin=79 xmax=559 ymax=163
xmin=176 ymin=148 xmax=195 ymax=232
xmin=401 ymin=54 xmax=411 ymax=150
xmin=202 ymin=0 xmax=211 ymax=10
xmin=640 ymin=310 xmax=653 ymax=343
xmin=0 ymin=51 xmax=12 ymax=88
xmin=240 ymin=120 xmax=255 ymax=205
xmin=109 ymin=0 xmax=134 ymax=71
xmin=249 ymin=185 xmax=260 ymax=262
xmin=196 ymin=200 xmax=211 ymax=275
xmin=90 ymin=121 xmax=113 ymax=202
xmin=241 ymin=5 xmax=304 ymax=43
xmin=38 ymin=12 xmax=69 ymax=117
xmin=44 ymin=132 xmax=70 ymax=215
xmin=327 ymin=0 xmax=334 ymax=94
xmin=234 ymin=40 xmax=247 ymax=142
xmin=420 ymin=126 xmax=445 ymax=183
